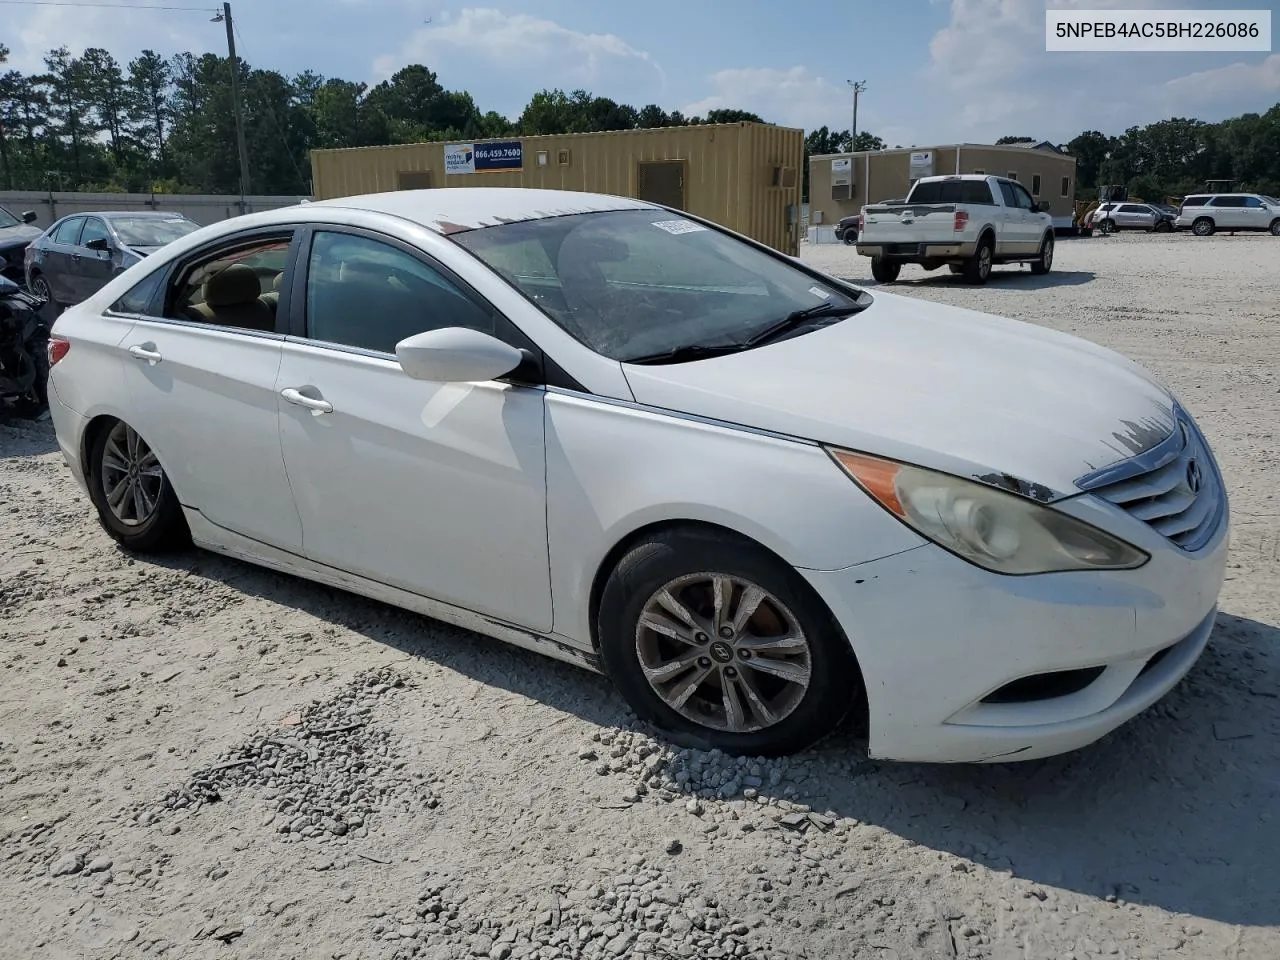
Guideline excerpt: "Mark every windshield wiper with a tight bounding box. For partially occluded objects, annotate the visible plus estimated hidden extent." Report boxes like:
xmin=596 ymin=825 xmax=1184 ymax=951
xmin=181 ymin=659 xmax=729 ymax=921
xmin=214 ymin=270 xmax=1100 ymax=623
xmin=624 ymin=342 xmax=749 ymax=365
xmin=741 ymin=301 xmax=862 ymax=348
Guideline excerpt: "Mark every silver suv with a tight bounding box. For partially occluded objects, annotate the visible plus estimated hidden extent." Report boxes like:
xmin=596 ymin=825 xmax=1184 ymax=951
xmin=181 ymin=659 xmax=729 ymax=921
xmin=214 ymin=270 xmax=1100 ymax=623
xmin=1176 ymin=193 xmax=1280 ymax=236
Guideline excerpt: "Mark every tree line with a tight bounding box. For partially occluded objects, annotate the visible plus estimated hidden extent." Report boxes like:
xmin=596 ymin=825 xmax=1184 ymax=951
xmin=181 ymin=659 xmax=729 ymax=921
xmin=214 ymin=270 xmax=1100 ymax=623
xmin=1 ymin=43 xmax=1277 ymax=203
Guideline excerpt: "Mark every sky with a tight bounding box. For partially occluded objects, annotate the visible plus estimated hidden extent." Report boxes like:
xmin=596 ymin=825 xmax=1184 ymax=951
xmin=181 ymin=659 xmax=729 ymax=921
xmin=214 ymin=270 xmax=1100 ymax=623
xmin=5 ymin=0 xmax=1279 ymax=146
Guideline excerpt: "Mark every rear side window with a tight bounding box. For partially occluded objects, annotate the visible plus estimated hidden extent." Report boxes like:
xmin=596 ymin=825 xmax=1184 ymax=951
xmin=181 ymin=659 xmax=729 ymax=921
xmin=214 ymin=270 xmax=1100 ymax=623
xmin=1119 ymin=204 xmax=1147 ymax=214
xmin=1181 ymin=196 xmax=1208 ymax=208
xmin=1210 ymin=196 xmax=1245 ymax=208
xmin=52 ymin=217 xmax=84 ymax=245
xmin=908 ymin=180 xmax=994 ymax=205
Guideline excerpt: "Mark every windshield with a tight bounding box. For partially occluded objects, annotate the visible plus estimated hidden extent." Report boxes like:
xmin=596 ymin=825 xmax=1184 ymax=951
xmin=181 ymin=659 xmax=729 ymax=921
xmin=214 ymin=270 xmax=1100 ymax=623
xmin=111 ymin=216 xmax=200 ymax=247
xmin=452 ymin=209 xmax=862 ymax=362
xmin=0 ymin=207 xmax=20 ymax=229
xmin=907 ymin=179 xmax=995 ymax=205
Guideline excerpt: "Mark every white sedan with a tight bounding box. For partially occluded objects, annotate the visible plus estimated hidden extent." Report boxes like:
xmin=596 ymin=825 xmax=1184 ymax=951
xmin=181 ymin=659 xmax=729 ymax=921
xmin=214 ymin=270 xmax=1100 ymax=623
xmin=44 ymin=188 xmax=1229 ymax=762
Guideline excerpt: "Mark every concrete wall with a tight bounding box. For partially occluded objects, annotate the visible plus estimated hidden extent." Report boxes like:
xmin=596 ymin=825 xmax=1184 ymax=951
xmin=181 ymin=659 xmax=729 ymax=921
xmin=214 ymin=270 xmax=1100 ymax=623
xmin=808 ymin=145 xmax=1078 ymax=239
xmin=310 ymin=122 xmax=805 ymax=255
xmin=0 ymin=191 xmax=309 ymax=230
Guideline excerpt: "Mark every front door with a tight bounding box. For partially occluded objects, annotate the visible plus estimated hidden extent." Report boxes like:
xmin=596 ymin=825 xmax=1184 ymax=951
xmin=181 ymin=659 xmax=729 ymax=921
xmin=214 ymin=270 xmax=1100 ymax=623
xmin=1240 ymin=195 xmax=1271 ymax=229
xmin=275 ymin=226 xmax=552 ymax=631
xmin=73 ymin=216 xmax=116 ymax=303
xmin=1208 ymin=196 xmax=1246 ymax=229
xmin=119 ymin=227 xmax=303 ymax=551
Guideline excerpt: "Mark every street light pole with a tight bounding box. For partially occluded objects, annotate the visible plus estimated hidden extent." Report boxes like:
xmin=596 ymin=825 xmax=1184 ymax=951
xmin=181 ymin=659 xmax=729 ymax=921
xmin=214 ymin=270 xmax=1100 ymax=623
xmin=215 ymin=2 xmax=252 ymax=212
xmin=846 ymin=80 xmax=867 ymax=152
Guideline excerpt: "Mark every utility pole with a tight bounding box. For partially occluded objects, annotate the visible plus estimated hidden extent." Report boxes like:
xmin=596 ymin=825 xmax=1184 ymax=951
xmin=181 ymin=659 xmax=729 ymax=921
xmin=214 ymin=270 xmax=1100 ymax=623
xmin=846 ymin=80 xmax=866 ymax=152
xmin=215 ymin=2 xmax=252 ymax=212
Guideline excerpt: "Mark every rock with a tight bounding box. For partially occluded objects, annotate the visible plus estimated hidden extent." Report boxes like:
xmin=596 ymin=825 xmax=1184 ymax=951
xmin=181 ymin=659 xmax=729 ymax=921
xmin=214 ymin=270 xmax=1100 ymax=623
xmin=665 ymin=839 xmax=683 ymax=855
xmin=470 ymin=934 xmax=494 ymax=956
xmin=685 ymin=799 xmax=704 ymax=816
xmin=50 ymin=853 xmax=84 ymax=877
xmin=85 ymin=857 xmax=113 ymax=874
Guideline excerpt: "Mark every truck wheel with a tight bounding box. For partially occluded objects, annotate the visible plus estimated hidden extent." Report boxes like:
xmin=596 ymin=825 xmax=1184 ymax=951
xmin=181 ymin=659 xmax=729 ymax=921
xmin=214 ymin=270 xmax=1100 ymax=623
xmin=962 ymin=237 xmax=993 ymax=285
xmin=1030 ymin=233 xmax=1054 ymax=275
xmin=948 ymin=264 xmax=964 ymax=274
xmin=870 ymin=257 xmax=900 ymax=283
xmin=1192 ymin=217 xmax=1215 ymax=237
xmin=843 ymin=231 xmax=858 ymax=245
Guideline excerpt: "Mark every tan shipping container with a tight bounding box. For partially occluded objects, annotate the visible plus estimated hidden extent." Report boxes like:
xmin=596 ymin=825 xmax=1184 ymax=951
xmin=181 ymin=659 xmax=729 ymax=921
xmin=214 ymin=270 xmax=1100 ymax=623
xmin=809 ymin=144 xmax=1079 ymax=232
xmin=309 ymin=122 xmax=805 ymax=255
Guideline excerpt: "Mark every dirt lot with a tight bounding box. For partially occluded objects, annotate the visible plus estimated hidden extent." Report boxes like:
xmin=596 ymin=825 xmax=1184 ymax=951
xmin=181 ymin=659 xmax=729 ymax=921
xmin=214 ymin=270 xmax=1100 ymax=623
xmin=1 ymin=231 xmax=1277 ymax=960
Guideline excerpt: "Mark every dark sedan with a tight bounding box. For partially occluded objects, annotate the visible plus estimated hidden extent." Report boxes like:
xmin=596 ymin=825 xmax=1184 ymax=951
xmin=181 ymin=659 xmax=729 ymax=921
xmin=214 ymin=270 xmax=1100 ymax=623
xmin=24 ymin=210 xmax=202 ymax=311
xmin=0 ymin=205 xmax=43 ymax=286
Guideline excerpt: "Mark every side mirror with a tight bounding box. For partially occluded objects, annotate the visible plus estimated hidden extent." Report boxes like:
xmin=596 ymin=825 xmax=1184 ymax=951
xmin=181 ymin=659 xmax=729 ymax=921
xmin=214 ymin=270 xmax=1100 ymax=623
xmin=396 ymin=327 xmax=523 ymax=383
xmin=1035 ymin=201 xmax=1051 ymax=213
xmin=21 ymin=210 xmax=38 ymax=224
xmin=85 ymin=237 xmax=111 ymax=253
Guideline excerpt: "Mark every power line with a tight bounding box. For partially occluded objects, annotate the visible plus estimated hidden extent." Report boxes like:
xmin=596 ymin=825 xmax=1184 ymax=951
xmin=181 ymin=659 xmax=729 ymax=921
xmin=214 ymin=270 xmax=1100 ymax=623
xmin=0 ymin=0 xmax=215 ymax=10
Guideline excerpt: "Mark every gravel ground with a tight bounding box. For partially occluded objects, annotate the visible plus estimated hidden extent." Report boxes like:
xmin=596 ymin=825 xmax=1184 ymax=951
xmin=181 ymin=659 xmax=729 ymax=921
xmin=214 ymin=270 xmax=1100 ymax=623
xmin=2 ymin=231 xmax=1278 ymax=960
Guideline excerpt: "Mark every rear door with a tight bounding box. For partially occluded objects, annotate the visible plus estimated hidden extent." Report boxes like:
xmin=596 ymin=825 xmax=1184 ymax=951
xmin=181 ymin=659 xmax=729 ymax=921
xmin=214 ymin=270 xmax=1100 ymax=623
xmin=44 ymin=216 xmax=85 ymax=302
xmin=117 ymin=225 xmax=304 ymax=552
xmin=1208 ymin=196 xmax=1246 ymax=228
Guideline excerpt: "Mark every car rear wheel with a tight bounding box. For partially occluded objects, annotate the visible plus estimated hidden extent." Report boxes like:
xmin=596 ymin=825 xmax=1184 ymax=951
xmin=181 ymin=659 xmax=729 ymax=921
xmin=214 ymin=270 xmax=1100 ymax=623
xmin=1154 ymin=220 xmax=1172 ymax=232
xmin=962 ymin=237 xmax=993 ymax=284
xmin=1030 ymin=232 xmax=1054 ymax=275
xmin=948 ymin=264 xmax=964 ymax=274
xmin=597 ymin=528 xmax=860 ymax=756
xmin=1192 ymin=217 xmax=1215 ymax=237
xmin=86 ymin=419 xmax=190 ymax=553
xmin=1097 ymin=219 xmax=1116 ymax=235
xmin=870 ymin=256 xmax=900 ymax=283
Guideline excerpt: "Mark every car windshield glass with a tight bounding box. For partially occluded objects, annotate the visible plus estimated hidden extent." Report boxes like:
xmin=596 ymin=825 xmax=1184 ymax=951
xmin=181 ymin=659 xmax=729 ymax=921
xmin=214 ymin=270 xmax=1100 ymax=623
xmin=0 ymin=207 xmax=20 ymax=228
xmin=111 ymin=216 xmax=200 ymax=246
xmin=452 ymin=209 xmax=863 ymax=362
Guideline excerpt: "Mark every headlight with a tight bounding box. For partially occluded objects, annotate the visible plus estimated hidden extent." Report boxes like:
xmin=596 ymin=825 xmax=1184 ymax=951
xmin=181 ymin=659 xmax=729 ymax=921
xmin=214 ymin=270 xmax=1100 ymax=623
xmin=827 ymin=448 xmax=1149 ymax=575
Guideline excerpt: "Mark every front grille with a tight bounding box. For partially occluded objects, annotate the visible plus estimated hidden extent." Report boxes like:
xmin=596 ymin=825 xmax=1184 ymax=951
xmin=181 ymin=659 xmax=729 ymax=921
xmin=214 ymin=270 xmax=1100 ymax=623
xmin=1076 ymin=407 xmax=1226 ymax=552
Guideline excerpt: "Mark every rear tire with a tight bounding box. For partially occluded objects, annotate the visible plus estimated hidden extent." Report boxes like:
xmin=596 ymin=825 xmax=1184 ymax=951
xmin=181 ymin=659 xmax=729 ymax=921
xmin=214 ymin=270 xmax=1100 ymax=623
xmin=1030 ymin=232 xmax=1054 ymax=275
xmin=1192 ymin=217 xmax=1215 ymax=237
xmin=85 ymin=419 xmax=190 ymax=554
xmin=1097 ymin=219 xmax=1116 ymax=235
xmin=962 ymin=236 xmax=993 ymax=285
xmin=948 ymin=264 xmax=964 ymax=274
xmin=597 ymin=527 xmax=860 ymax=757
xmin=1154 ymin=220 xmax=1172 ymax=233
xmin=870 ymin=256 xmax=900 ymax=283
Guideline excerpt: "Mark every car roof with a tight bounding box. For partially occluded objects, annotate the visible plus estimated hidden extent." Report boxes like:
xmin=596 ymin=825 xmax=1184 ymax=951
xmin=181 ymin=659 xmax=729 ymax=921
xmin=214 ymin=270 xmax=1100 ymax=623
xmin=306 ymin=187 xmax=659 ymax=234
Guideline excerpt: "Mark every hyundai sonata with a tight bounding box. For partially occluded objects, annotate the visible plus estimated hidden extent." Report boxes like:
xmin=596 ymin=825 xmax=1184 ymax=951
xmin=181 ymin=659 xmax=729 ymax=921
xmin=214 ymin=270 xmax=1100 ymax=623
xmin=44 ymin=188 xmax=1229 ymax=761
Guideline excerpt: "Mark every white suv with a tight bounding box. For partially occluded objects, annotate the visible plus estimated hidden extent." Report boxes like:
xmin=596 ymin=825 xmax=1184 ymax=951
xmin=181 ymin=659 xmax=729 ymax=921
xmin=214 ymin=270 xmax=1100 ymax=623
xmin=1176 ymin=193 xmax=1280 ymax=236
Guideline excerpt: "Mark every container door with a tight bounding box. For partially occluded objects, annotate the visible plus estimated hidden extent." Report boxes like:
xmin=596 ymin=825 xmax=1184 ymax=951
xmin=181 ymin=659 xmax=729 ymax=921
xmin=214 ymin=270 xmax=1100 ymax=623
xmin=637 ymin=161 xmax=686 ymax=210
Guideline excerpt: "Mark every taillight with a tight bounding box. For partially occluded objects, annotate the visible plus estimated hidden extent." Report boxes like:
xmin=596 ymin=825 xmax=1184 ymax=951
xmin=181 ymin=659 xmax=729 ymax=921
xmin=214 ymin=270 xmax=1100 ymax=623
xmin=48 ymin=336 xmax=70 ymax=367
xmin=953 ymin=210 xmax=969 ymax=232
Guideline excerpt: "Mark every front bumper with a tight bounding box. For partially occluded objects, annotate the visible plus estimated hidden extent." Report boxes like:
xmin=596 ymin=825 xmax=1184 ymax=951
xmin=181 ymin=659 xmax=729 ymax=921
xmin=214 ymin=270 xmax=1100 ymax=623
xmin=801 ymin=499 xmax=1229 ymax=763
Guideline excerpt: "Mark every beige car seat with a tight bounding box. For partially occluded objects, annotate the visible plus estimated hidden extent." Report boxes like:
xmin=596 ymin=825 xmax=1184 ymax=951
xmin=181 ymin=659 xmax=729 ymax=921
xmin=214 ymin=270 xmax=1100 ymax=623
xmin=186 ymin=263 xmax=275 ymax=331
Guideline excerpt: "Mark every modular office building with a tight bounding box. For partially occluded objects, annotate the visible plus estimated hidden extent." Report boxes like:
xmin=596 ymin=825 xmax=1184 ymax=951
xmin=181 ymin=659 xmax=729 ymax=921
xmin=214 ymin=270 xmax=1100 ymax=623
xmin=808 ymin=141 xmax=1079 ymax=240
xmin=309 ymin=122 xmax=805 ymax=255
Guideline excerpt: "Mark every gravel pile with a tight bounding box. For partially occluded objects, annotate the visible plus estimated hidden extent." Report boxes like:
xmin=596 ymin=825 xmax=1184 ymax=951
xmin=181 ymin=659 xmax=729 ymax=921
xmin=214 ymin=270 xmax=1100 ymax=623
xmin=132 ymin=666 xmax=440 ymax=841
xmin=372 ymin=869 xmax=803 ymax=960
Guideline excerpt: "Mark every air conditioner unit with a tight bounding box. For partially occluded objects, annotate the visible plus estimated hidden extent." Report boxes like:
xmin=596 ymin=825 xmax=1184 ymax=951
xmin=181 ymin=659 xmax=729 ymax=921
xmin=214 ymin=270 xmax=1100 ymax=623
xmin=831 ymin=183 xmax=853 ymax=201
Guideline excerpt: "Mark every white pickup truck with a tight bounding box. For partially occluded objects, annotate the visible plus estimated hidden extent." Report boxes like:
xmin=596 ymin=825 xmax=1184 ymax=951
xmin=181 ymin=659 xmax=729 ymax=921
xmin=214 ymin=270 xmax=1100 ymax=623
xmin=855 ymin=174 xmax=1056 ymax=285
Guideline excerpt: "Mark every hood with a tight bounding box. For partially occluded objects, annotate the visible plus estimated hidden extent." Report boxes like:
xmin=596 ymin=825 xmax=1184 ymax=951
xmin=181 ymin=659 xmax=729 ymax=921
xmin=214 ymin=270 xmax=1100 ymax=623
xmin=0 ymin=223 xmax=41 ymax=249
xmin=620 ymin=290 xmax=1176 ymax=500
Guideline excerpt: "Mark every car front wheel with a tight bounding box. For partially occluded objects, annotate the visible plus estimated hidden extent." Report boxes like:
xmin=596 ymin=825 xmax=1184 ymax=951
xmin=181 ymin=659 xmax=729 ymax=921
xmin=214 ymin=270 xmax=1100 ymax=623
xmin=86 ymin=419 xmax=190 ymax=553
xmin=29 ymin=273 xmax=60 ymax=316
xmin=597 ymin=528 xmax=860 ymax=757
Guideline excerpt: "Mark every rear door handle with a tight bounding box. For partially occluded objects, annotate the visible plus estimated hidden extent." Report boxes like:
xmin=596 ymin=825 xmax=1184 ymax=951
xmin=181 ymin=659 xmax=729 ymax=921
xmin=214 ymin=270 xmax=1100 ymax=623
xmin=281 ymin=387 xmax=333 ymax=416
xmin=128 ymin=343 xmax=163 ymax=365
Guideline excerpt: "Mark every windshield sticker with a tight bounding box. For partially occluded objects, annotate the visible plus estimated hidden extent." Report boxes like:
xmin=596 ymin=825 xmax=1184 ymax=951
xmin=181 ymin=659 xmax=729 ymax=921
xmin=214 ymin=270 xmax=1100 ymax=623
xmin=651 ymin=219 xmax=707 ymax=235
xmin=163 ymin=218 xmax=186 ymax=223
xmin=808 ymin=286 xmax=832 ymax=299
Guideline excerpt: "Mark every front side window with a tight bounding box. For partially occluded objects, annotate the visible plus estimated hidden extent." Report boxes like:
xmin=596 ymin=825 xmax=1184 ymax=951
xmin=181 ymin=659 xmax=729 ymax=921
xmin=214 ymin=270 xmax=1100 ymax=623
xmin=110 ymin=269 xmax=165 ymax=315
xmin=305 ymin=231 xmax=494 ymax=354
xmin=52 ymin=218 xmax=84 ymax=245
xmin=1241 ymin=196 xmax=1264 ymax=208
xmin=80 ymin=218 xmax=110 ymax=248
xmin=1210 ymin=196 xmax=1245 ymax=208
xmin=1119 ymin=204 xmax=1147 ymax=214
xmin=166 ymin=234 xmax=292 ymax=332
xmin=1011 ymin=183 xmax=1035 ymax=209
xmin=452 ymin=209 xmax=864 ymax=363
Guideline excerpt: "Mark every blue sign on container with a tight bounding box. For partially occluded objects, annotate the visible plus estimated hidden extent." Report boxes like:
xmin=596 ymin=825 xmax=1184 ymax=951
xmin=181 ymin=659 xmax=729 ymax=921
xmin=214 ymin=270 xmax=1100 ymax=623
xmin=473 ymin=140 xmax=523 ymax=173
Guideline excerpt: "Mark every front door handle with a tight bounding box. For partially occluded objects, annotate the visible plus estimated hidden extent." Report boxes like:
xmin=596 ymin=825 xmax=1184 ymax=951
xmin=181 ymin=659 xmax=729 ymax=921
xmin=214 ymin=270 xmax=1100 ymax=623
xmin=128 ymin=343 xmax=163 ymax=365
xmin=281 ymin=386 xmax=333 ymax=416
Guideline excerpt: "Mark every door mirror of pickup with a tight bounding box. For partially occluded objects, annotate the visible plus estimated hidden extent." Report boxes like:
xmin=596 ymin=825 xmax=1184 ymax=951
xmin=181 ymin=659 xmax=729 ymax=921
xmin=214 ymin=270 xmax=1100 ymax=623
xmin=1035 ymin=201 xmax=1051 ymax=214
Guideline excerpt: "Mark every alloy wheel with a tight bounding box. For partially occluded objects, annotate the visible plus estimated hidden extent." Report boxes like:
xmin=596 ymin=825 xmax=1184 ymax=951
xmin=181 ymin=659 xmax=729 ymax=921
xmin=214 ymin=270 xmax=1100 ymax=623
xmin=978 ymin=245 xmax=991 ymax=279
xmin=635 ymin=572 xmax=812 ymax=734
xmin=1043 ymin=237 xmax=1054 ymax=270
xmin=100 ymin=422 xmax=164 ymax=527
xmin=31 ymin=276 xmax=51 ymax=301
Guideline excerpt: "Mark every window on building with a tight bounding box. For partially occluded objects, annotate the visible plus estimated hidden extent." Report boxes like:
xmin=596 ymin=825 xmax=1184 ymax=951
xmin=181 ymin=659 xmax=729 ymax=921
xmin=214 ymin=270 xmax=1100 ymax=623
xmin=1031 ymin=174 xmax=1042 ymax=196
xmin=1061 ymin=176 xmax=1071 ymax=198
xmin=972 ymin=168 xmax=985 ymax=175
xmin=1007 ymin=171 xmax=1018 ymax=181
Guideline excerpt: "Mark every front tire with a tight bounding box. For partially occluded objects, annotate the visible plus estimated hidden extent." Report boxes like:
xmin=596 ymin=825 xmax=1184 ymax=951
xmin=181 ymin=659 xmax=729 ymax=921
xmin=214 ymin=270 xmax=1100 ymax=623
xmin=1270 ymin=218 xmax=1280 ymax=237
xmin=1192 ymin=217 xmax=1215 ymax=237
xmin=86 ymin=420 xmax=190 ymax=553
xmin=870 ymin=256 xmax=900 ymax=283
xmin=1030 ymin=232 xmax=1054 ymax=275
xmin=597 ymin=528 xmax=860 ymax=757
xmin=28 ymin=273 xmax=61 ymax=317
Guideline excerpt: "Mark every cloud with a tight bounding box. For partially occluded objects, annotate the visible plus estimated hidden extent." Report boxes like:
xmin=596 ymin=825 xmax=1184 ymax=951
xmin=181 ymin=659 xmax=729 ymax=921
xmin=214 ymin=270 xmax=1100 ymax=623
xmin=1163 ymin=55 xmax=1280 ymax=106
xmin=372 ymin=8 xmax=664 ymax=116
xmin=682 ymin=66 xmax=848 ymax=130
xmin=5 ymin=4 xmax=204 ymax=75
